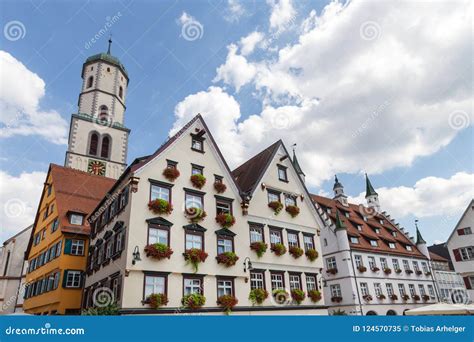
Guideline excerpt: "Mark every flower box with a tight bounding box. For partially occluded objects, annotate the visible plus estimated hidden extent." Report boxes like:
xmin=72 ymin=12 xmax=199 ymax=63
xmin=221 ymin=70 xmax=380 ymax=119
xmin=395 ymin=268 xmax=402 ymax=274
xmin=402 ymin=294 xmax=410 ymax=301
xmin=250 ymin=241 xmax=267 ymax=257
xmin=270 ymin=243 xmax=287 ymax=256
xmin=148 ymin=293 xmax=168 ymax=309
xmin=162 ymin=167 xmax=180 ymax=181
xmin=413 ymin=295 xmax=420 ymax=301
xmin=371 ymin=266 xmax=380 ymax=272
xmin=182 ymin=293 xmax=206 ymax=309
xmin=331 ymin=296 xmax=343 ymax=303
xmin=272 ymin=289 xmax=289 ymax=304
xmin=425 ymin=272 xmax=432 ymax=276
xmin=363 ymin=294 xmax=373 ymax=301
xmin=389 ymin=294 xmax=398 ymax=300
xmin=383 ymin=268 xmax=392 ymax=274
xmin=289 ymin=246 xmax=304 ymax=258
xmin=148 ymin=199 xmax=173 ymax=215
xmin=406 ymin=269 xmax=414 ymax=274
xmin=213 ymin=181 xmax=227 ymax=193
xmin=415 ymin=270 xmax=423 ymax=275
xmin=422 ymin=294 xmax=430 ymax=301
xmin=185 ymin=207 xmax=207 ymax=223
xmin=249 ymin=288 xmax=268 ymax=305
xmin=217 ymin=295 xmax=238 ymax=314
xmin=358 ymin=265 xmax=367 ymax=273
xmin=183 ymin=248 xmax=208 ymax=272
xmin=215 ymin=213 xmax=236 ymax=228
xmin=326 ymin=268 xmax=338 ymax=275
xmin=308 ymin=290 xmax=322 ymax=303
xmin=285 ymin=205 xmax=300 ymax=217
xmin=377 ymin=294 xmax=386 ymax=300
xmin=144 ymin=243 xmax=173 ymax=260
xmin=216 ymin=252 xmax=239 ymax=267
xmin=305 ymin=248 xmax=318 ymax=261
xmin=290 ymin=289 xmax=306 ymax=304
xmin=268 ymin=201 xmax=283 ymax=214
xmin=190 ymin=174 xmax=206 ymax=189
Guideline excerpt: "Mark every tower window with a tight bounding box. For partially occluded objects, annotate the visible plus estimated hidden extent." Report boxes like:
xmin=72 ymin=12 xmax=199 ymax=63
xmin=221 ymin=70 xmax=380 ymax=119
xmin=107 ymin=67 xmax=111 ymax=72
xmin=87 ymin=76 xmax=93 ymax=88
xmin=101 ymin=136 xmax=110 ymax=159
xmin=89 ymin=133 xmax=99 ymax=156
xmin=99 ymin=105 xmax=109 ymax=123
xmin=119 ymin=86 xmax=123 ymax=99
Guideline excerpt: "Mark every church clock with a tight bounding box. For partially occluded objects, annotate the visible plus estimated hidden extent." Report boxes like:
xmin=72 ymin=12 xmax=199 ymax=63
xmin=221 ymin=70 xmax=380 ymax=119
xmin=88 ymin=160 xmax=106 ymax=176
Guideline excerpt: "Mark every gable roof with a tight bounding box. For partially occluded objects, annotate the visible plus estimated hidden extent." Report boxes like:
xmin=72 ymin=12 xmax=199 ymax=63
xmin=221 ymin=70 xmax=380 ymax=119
xmin=428 ymin=243 xmax=454 ymax=270
xmin=447 ymin=199 xmax=474 ymax=244
xmin=231 ymin=140 xmax=281 ymax=195
xmin=26 ymin=164 xmax=115 ymax=257
xmin=312 ymin=194 xmax=427 ymax=258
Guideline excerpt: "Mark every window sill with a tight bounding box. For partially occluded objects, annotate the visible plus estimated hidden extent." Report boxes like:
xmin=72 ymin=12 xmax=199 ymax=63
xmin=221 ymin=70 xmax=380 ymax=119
xmin=191 ymin=148 xmax=205 ymax=154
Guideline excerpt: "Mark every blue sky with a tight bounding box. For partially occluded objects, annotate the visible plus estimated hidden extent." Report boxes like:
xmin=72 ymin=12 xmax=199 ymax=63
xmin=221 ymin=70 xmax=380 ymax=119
xmin=0 ymin=0 xmax=472 ymax=243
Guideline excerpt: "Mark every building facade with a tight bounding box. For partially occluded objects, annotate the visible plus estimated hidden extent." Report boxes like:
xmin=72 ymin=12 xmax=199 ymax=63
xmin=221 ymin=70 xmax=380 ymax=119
xmin=428 ymin=250 xmax=465 ymax=303
xmin=312 ymin=175 xmax=437 ymax=316
xmin=447 ymin=199 xmax=474 ymax=302
xmin=0 ymin=225 xmax=32 ymax=314
xmin=65 ymin=39 xmax=130 ymax=179
xmin=83 ymin=115 xmax=327 ymax=315
xmin=23 ymin=165 xmax=114 ymax=314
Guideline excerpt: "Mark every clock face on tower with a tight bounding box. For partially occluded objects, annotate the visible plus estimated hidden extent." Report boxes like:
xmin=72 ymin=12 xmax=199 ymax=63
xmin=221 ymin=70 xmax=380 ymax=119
xmin=87 ymin=159 xmax=106 ymax=176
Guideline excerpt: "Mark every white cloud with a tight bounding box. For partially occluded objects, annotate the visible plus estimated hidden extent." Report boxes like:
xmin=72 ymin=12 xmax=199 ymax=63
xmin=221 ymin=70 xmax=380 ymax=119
xmin=213 ymin=44 xmax=257 ymax=91
xmin=225 ymin=0 xmax=246 ymax=23
xmin=240 ymin=31 xmax=264 ymax=56
xmin=0 ymin=170 xmax=45 ymax=243
xmin=349 ymin=172 xmax=474 ymax=219
xmin=268 ymin=0 xmax=296 ymax=31
xmin=0 ymin=51 xmax=68 ymax=144
xmin=204 ymin=0 xmax=472 ymax=186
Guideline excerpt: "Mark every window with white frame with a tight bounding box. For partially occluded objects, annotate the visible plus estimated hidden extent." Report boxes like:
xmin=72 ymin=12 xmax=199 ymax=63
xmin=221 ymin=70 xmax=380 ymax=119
xmin=216 ymin=199 xmax=232 ymax=215
xmin=409 ymin=284 xmax=416 ymax=296
xmin=217 ymin=279 xmax=233 ymax=297
xmin=356 ymin=224 xmax=362 ymax=231
xmin=185 ymin=233 xmax=203 ymax=250
xmin=250 ymin=272 xmax=264 ymax=290
xmin=388 ymin=242 xmax=396 ymax=249
xmin=249 ymin=225 xmax=263 ymax=243
xmin=326 ymin=257 xmax=337 ymax=270
xmin=380 ymin=258 xmax=388 ymax=269
xmin=150 ymin=184 xmax=170 ymax=202
xmin=71 ymin=240 xmax=84 ymax=255
xmin=392 ymin=259 xmax=400 ymax=270
xmin=306 ymin=275 xmax=317 ymax=291
xmin=267 ymin=191 xmax=280 ymax=203
xmin=386 ymin=283 xmax=394 ymax=296
xmin=277 ymin=165 xmax=288 ymax=182
xmin=412 ymin=261 xmax=420 ymax=271
xmin=418 ymin=284 xmax=426 ymax=296
xmin=271 ymin=273 xmax=284 ymax=290
xmin=406 ymin=245 xmax=413 ymax=251
xmin=269 ymin=229 xmax=282 ymax=245
xmin=403 ymin=260 xmax=410 ymax=271
xmin=287 ymin=232 xmax=298 ymax=248
xmin=289 ymin=274 xmax=301 ymax=291
xmin=70 ymin=214 xmax=84 ymax=225
xmin=65 ymin=270 xmax=81 ymax=288
xmin=185 ymin=192 xmax=203 ymax=210
xmin=217 ymin=237 xmax=232 ymax=254
xmin=360 ymin=282 xmax=369 ymax=296
xmin=392 ymin=231 xmax=397 ymax=237
xmin=149 ymin=227 xmax=168 ymax=245
xmin=421 ymin=262 xmax=428 ymax=273
xmin=191 ymin=165 xmax=203 ymax=175
xmin=368 ymin=256 xmax=376 ymax=269
xmin=303 ymin=235 xmax=314 ymax=251
xmin=145 ymin=275 xmax=165 ymax=298
xmin=398 ymin=284 xmax=406 ymax=296
xmin=427 ymin=285 xmax=435 ymax=297
xmin=460 ymin=247 xmax=474 ymax=260
xmin=330 ymin=284 xmax=341 ymax=297
xmin=184 ymin=278 xmax=202 ymax=294
xmin=285 ymin=194 xmax=296 ymax=207
xmin=369 ymin=240 xmax=378 ymax=247
xmin=350 ymin=237 xmax=359 ymax=244
xmin=374 ymin=283 xmax=382 ymax=296
xmin=354 ymin=255 xmax=363 ymax=268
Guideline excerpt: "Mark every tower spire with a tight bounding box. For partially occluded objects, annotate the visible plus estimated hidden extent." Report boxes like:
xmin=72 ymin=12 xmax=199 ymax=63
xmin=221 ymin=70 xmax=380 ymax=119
xmin=365 ymin=173 xmax=378 ymax=197
xmin=364 ymin=173 xmax=380 ymax=212
xmin=415 ymin=219 xmax=426 ymax=244
xmin=107 ymin=35 xmax=112 ymax=54
xmin=291 ymin=144 xmax=305 ymax=181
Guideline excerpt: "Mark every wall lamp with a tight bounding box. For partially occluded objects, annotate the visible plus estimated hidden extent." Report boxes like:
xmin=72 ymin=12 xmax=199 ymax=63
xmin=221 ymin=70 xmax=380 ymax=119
xmin=132 ymin=246 xmax=141 ymax=265
xmin=243 ymin=257 xmax=253 ymax=273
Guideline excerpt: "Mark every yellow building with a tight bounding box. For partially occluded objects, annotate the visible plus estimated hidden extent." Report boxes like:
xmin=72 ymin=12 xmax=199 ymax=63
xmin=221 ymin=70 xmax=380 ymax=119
xmin=23 ymin=164 xmax=114 ymax=315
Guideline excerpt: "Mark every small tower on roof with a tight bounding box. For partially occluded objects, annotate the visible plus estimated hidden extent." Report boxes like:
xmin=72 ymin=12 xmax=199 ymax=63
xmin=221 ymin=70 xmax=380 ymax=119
xmin=333 ymin=175 xmax=348 ymax=206
xmin=365 ymin=173 xmax=380 ymax=213
xmin=415 ymin=219 xmax=430 ymax=259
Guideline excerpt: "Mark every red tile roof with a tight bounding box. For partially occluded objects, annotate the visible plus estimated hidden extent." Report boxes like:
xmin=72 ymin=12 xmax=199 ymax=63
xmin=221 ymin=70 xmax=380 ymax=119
xmin=429 ymin=251 xmax=449 ymax=262
xmin=311 ymin=194 xmax=428 ymax=259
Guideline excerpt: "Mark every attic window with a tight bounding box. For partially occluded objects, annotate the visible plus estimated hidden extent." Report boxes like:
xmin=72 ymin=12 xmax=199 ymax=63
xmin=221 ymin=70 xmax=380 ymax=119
xmin=191 ymin=133 xmax=205 ymax=153
xmin=363 ymin=216 xmax=368 ymax=222
xmin=344 ymin=212 xmax=350 ymax=218
xmin=369 ymin=240 xmax=378 ymax=247
xmin=357 ymin=225 xmax=362 ymax=231
xmin=379 ymin=219 xmax=384 ymax=225
xmin=406 ymin=245 xmax=413 ymax=251
xmin=392 ymin=231 xmax=397 ymax=237
xmin=167 ymin=159 xmax=178 ymax=169
xmin=374 ymin=228 xmax=380 ymax=234
xmin=277 ymin=165 xmax=288 ymax=182
xmin=70 ymin=213 xmax=84 ymax=226
xmin=388 ymin=242 xmax=396 ymax=249
xmin=326 ymin=208 xmax=331 ymax=214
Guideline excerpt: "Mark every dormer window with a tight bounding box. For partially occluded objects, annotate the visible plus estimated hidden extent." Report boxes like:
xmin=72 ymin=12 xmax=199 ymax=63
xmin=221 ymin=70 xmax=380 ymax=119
xmin=369 ymin=240 xmax=378 ymax=247
xmin=350 ymin=237 xmax=359 ymax=244
xmin=326 ymin=208 xmax=331 ymax=214
xmin=392 ymin=231 xmax=397 ymax=237
xmin=70 ymin=213 xmax=84 ymax=225
xmin=357 ymin=225 xmax=362 ymax=231
xmin=406 ymin=245 xmax=413 ymax=251
xmin=344 ymin=212 xmax=350 ymax=218
xmin=277 ymin=165 xmax=288 ymax=182
xmin=363 ymin=216 xmax=368 ymax=222
xmin=379 ymin=219 xmax=384 ymax=224
xmin=388 ymin=242 xmax=396 ymax=249
xmin=374 ymin=228 xmax=380 ymax=234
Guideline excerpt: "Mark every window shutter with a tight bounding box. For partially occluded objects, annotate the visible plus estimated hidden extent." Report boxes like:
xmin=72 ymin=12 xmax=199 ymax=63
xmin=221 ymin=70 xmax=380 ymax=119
xmin=457 ymin=229 xmax=465 ymax=236
xmin=463 ymin=277 xmax=472 ymax=289
xmin=62 ymin=270 xmax=69 ymax=288
xmin=64 ymin=239 xmax=72 ymax=254
xmin=453 ymin=249 xmax=461 ymax=261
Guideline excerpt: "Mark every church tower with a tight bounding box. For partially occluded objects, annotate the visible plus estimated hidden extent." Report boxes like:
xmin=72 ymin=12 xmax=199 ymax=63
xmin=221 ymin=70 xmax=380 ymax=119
xmin=64 ymin=38 xmax=130 ymax=179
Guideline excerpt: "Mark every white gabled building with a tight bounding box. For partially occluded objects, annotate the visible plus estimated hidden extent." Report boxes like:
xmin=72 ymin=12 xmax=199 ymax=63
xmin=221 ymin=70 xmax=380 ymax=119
xmin=83 ymin=115 xmax=327 ymax=314
xmin=446 ymin=199 xmax=474 ymax=302
xmin=312 ymin=175 xmax=438 ymax=316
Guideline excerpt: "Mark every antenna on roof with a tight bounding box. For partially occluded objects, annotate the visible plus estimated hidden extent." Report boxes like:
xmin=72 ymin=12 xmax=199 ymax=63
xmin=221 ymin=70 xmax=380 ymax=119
xmin=107 ymin=34 xmax=112 ymax=54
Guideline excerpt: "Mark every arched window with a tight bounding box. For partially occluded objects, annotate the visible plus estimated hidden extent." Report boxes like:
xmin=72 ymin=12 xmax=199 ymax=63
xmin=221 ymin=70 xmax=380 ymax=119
xmin=101 ymin=136 xmax=110 ymax=159
xmin=89 ymin=133 xmax=99 ymax=156
xmin=366 ymin=311 xmax=377 ymax=315
xmin=119 ymin=86 xmax=123 ymax=99
xmin=87 ymin=76 xmax=93 ymax=88
xmin=386 ymin=310 xmax=397 ymax=316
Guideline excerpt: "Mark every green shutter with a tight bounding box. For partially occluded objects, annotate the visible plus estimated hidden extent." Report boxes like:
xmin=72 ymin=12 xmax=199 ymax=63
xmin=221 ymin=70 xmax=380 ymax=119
xmin=64 ymin=239 xmax=72 ymax=254
xmin=62 ymin=270 xmax=68 ymax=288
